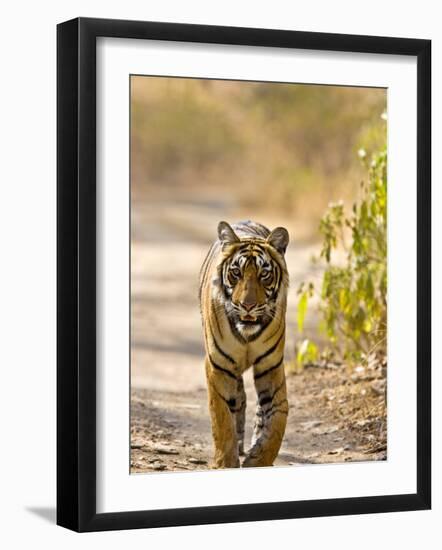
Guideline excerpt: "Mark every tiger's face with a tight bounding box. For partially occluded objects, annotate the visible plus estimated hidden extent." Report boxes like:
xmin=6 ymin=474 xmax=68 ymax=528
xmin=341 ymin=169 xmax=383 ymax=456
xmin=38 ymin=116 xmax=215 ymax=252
xmin=217 ymin=221 xmax=289 ymax=339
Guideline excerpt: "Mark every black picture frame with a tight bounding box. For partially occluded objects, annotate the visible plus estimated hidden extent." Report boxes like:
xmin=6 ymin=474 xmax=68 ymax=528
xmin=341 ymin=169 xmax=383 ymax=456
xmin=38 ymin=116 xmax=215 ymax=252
xmin=57 ymin=17 xmax=431 ymax=532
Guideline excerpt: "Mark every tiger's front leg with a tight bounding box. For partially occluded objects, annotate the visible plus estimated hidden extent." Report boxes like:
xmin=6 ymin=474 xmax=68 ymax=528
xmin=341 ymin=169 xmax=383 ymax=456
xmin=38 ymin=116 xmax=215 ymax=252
xmin=205 ymin=357 xmax=240 ymax=468
xmin=242 ymin=360 xmax=288 ymax=467
xmin=236 ymin=377 xmax=246 ymax=455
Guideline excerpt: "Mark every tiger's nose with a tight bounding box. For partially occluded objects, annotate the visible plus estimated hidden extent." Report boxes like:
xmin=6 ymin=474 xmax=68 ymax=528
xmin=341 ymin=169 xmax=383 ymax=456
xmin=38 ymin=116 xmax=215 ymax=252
xmin=241 ymin=301 xmax=256 ymax=312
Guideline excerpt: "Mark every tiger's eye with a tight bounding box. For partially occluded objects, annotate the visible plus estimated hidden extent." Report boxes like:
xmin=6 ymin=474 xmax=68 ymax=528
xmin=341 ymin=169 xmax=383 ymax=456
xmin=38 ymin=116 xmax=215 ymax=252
xmin=231 ymin=268 xmax=241 ymax=277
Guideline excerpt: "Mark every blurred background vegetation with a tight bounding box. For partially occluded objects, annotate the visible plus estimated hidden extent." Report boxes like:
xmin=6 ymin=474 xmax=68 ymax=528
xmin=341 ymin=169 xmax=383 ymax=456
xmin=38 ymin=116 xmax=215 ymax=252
xmin=131 ymin=77 xmax=386 ymax=239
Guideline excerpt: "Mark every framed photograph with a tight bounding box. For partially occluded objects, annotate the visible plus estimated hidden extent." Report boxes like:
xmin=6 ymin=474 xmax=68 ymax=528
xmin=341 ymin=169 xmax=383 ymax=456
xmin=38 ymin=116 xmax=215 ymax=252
xmin=57 ymin=17 xmax=431 ymax=532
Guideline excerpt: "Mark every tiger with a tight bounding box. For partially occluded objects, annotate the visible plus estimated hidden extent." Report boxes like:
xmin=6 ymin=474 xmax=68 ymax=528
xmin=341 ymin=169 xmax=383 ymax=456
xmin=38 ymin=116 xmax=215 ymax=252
xmin=199 ymin=220 xmax=290 ymax=468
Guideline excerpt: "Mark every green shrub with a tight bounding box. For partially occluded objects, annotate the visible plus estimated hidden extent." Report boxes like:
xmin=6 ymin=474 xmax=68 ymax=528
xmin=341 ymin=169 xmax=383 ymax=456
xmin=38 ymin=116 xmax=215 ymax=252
xmin=296 ymin=148 xmax=387 ymax=366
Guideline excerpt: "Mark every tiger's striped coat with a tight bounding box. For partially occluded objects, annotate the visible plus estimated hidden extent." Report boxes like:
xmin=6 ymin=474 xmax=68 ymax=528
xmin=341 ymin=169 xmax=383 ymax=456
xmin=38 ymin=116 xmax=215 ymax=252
xmin=199 ymin=220 xmax=289 ymax=468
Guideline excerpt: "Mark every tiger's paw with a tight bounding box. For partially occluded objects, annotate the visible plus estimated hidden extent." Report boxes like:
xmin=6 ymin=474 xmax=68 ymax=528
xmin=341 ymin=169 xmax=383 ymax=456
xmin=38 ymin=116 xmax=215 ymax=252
xmin=212 ymin=455 xmax=240 ymax=469
xmin=242 ymin=446 xmax=276 ymax=468
xmin=242 ymin=455 xmax=273 ymax=468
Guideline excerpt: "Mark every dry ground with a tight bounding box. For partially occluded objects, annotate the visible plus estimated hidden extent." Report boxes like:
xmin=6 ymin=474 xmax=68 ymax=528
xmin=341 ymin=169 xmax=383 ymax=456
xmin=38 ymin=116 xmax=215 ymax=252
xmin=131 ymin=361 xmax=386 ymax=473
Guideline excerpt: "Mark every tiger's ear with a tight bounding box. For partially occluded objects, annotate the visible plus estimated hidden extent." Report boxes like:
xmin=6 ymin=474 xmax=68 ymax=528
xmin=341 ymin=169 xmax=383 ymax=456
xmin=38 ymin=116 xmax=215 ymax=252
xmin=218 ymin=221 xmax=240 ymax=244
xmin=267 ymin=226 xmax=289 ymax=255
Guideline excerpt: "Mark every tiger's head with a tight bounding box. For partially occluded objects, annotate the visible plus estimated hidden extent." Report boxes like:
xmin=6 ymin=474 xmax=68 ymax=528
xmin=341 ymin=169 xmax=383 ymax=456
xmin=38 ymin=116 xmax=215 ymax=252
xmin=216 ymin=221 xmax=289 ymax=340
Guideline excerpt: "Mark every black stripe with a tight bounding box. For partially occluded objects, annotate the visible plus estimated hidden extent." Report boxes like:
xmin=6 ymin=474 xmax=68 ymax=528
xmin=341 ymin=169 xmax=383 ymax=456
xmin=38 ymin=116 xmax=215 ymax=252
xmin=220 ymin=260 xmax=233 ymax=301
xmin=227 ymin=398 xmax=237 ymax=411
xmin=259 ymin=395 xmax=272 ymax=407
xmin=210 ymin=303 xmax=223 ymax=339
xmin=254 ymin=358 xmax=284 ymax=380
xmin=270 ymin=266 xmax=281 ymax=301
xmin=238 ymin=242 xmax=253 ymax=252
xmin=258 ymin=380 xmax=285 ymax=407
xmin=210 ymin=383 xmax=238 ymax=412
xmin=265 ymin=397 xmax=289 ymax=418
xmin=234 ymin=221 xmax=270 ymax=239
xmin=263 ymin=315 xmax=284 ymax=343
xmin=209 ymin=355 xmax=237 ymax=380
xmin=266 ymin=246 xmax=285 ymax=267
xmin=244 ymin=320 xmax=272 ymax=342
xmin=226 ymin=315 xmax=247 ymax=344
xmin=209 ymin=323 xmax=233 ymax=363
xmin=266 ymin=407 xmax=289 ymax=419
xmin=254 ymin=331 xmax=284 ymax=366
xmin=199 ymin=244 xmax=216 ymax=300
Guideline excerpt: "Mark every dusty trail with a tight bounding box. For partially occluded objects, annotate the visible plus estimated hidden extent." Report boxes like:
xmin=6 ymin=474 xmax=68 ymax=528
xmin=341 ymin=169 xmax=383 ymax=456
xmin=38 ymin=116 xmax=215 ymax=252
xmin=130 ymin=190 xmax=386 ymax=473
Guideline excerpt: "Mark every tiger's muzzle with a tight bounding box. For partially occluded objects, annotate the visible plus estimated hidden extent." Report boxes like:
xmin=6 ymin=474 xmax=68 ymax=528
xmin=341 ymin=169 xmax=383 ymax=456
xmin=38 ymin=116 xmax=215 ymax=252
xmin=234 ymin=301 xmax=267 ymax=323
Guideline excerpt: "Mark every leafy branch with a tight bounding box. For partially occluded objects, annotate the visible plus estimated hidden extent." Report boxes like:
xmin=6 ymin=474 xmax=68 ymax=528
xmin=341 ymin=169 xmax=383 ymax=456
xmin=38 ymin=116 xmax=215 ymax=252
xmin=296 ymin=148 xmax=387 ymax=367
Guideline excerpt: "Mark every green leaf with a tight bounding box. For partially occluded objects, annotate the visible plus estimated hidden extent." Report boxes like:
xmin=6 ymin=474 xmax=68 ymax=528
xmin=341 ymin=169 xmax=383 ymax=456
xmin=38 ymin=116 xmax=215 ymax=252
xmin=296 ymin=339 xmax=318 ymax=368
xmin=297 ymin=291 xmax=309 ymax=333
xmin=363 ymin=318 xmax=373 ymax=333
xmin=339 ymin=288 xmax=349 ymax=311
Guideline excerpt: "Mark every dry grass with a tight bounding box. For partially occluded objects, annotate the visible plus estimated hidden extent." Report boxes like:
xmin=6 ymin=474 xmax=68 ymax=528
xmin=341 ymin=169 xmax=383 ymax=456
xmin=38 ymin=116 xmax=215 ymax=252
xmin=294 ymin=355 xmax=387 ymax=458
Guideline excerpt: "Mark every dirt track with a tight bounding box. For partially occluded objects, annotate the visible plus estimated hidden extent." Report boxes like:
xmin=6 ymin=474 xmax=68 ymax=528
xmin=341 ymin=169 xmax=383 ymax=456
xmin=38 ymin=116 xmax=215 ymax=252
xmin=130 ymin=189 xmax=386 ymax=473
